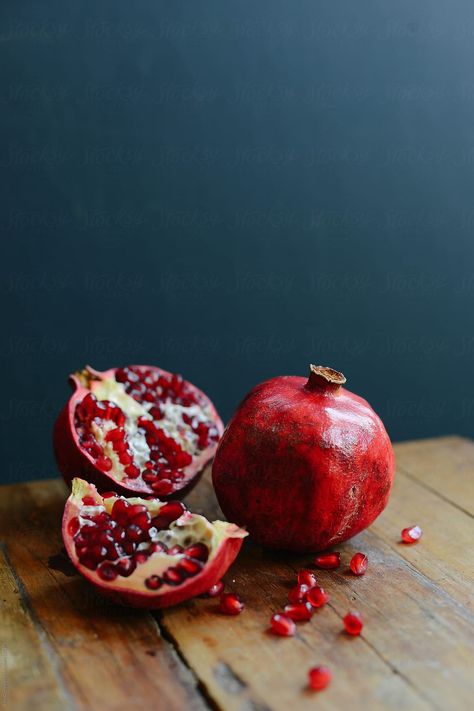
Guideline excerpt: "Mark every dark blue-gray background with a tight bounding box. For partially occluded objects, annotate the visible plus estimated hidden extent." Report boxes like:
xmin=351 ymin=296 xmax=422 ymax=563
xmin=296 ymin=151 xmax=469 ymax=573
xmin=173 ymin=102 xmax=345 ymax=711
xmin=2 ymin=1 xmax=474 ymax=483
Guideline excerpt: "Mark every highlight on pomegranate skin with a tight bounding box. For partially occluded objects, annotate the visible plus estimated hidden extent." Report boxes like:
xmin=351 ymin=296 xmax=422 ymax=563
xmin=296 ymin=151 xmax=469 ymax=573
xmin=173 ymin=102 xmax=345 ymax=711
xmin=54 ymin=364 xmax=224 ymax=499
xmin=62 ymin=478 xmax=247 ymax=609
xmin=212 ymin=364 xmax=395 ymax=552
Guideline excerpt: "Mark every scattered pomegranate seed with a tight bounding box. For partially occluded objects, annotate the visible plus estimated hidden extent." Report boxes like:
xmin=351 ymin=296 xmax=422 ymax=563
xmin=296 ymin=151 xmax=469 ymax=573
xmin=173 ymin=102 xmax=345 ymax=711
xmin=288 ymin=583 xmax=309 ymax=604
xmin=314 ymin=552 xmax=340 ymax=569
xmin=284 ymin=602 xmax=313 ymax=621
xmin=297 ymin=569 xmax=317 ymax=587
xmin=219 ymin=592 xmax=244 ymax=615
xmin=343 ymin=611 xmax=363 ymax=636
xmin=401 ymin=525 xmax=422 ymax=544
xmin=306 ymin=586 xmax=329 ymax=608
xmin=308 ymin=665 xmax=332 ymax=691
xmin=205 ymin=580 xmax=224 ymax=598
xmin=270 ymin=613 xmax=296 ymax=636
xmin=350 ymin=552 xmax=368 ymax=576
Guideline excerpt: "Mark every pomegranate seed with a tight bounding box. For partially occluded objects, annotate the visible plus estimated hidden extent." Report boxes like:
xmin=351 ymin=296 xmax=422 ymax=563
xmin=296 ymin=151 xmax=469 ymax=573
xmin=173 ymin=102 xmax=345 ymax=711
xmin=97 ymin=562 xmax=118 ymax=582
xmin=111 ymin=499 xmax=130 ymax=525
xmin=96 ymin=455 xmax=113 ymax=472
xmin=112 ymin=525 xmax=126 ymax=543
xmin=219 ymin=592 xmax=244 ymax=615
xmin=163 ymin=567 xmax=185 ymax=585
xmin=143 ymin=471 xmax=158 ymax=483
xmin=178 ymin=558 xmax=203 ymax=577
xmin=102 ymin=491 xmax=117 ymax=498
xmin=145 ymin=575 xmax=162 ymax=590
xmin=127 ymin=504 xmax=147 ymax=519
xmin=116 ymin=557 xmax=136 ymax=577
xmin=90 ymin=545 xmax=108 ymax=562
xmin=183 ymin=543 xmax=209 ymax=562
xmin=79 ymin=555 xmax=98 ymax=570
xmin=149 ymin=541 xmax=167 ymax=554
xmin=105 ymin=428 xmax=125 ymax=443
xmin=308 ymin=666 xmax=332 ymax=691
xmin=152 ymin=501 xmax=186 ymax=528
xmin=314 ymin=552 xmax=340 ymax=569
xmin=204 ymin=580 xmax=224 ymax=597
xmin=270 ymin=613 xmax=296 ymax=636
xmin=82 ymin=496 xmax=96 ymax=506
xmin=174 ymin=451 xmax=192 ymax=468
xmin=151 ymin=479 xmax=174 ymax=496
xmin=131 ymin=511 xmax=151 ymax=530
xmin=297 ymin=569 xmax=317 ymax=587
xmin=149 ymin=406 xmax=163 ymax=420
xmin=284 ymin=602 xmax=313 ymax=621
xmin=125 ymin=464 xmax=140 ymax=479
xmin=288 ymin=583 xmax=309 ymax=604
xmin=350 ymin=552 xmax=368 ymax=575
xmin=67 ymin=517 xmax=80 ymax=536
xmin=401 ymin=525 xmax=422 ymax=543
xmin=134 ymin=552 xmax=149 ymax=565
xmin=126 ymin=524 xmax=144 ymax=542
xmin=115 ymin=368 xmax=129 ymax=383
xmin=168 ymin=545 xmax=184 ymax=556
xmin=306 ymin=586 xmax=329 ymax=608
xmin=122 ymin=541 xmax=137 ymax=555
xmin=343 ymin=611 xmax=363 ymax=636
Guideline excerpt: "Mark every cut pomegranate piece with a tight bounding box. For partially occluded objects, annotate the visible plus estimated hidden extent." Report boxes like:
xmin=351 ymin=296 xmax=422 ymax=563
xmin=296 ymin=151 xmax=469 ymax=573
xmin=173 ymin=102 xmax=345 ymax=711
xmin=219 ymin=592 xmax=244 ymax=615
xmin=306 ymin=586 xmax=329 ymax=608
xmin=308 ymin=666 xmax=332 ymax=691
xmin=350 ymin=552 xmax=368 ymax=576
xmin=314 ymin=552 xmax=340 ymax=569
xmin=343 ymin=611 xmax=363 ymax=636
xmin=401 ymin=525 xmax=422 ymax=543
xmin=297 ymin=569 xmax=317 ymax=587
xmin=284 ymin=602 xmax=313 ymax=621
xmin=270 ymin=613 xmax=296 ymax=636
xmin=62 ymin=478 xmax=247 ymax=608
xmin=54 ymin=364 xmax=224 ymax=499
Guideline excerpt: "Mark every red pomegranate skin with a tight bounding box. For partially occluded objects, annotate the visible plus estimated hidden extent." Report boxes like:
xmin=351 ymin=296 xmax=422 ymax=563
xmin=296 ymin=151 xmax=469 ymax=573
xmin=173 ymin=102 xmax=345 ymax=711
xmin=212 ymin=365 xmax=395 ymax=552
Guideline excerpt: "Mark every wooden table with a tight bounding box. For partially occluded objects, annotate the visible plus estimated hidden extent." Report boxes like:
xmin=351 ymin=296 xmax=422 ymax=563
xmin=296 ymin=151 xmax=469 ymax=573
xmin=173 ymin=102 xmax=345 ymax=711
xmin=1 ymin=436 xmax=473 ymax=711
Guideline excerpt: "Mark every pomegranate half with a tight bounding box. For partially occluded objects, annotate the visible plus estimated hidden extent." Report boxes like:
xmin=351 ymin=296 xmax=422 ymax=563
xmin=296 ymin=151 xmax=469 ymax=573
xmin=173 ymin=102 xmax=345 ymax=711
xmin=212 ymin=365 xmax=395 ymax=552
xmin=63 ymin=478 xmax=247 ymax=608
xmin=54 ymin=365 xmax=224 ymax=498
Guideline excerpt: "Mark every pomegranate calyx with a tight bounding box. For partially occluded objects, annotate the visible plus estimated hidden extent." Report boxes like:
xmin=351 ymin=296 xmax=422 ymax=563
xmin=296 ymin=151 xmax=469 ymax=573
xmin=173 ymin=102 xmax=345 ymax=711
xmin=306 ymin=364 xmax=346 ymax=392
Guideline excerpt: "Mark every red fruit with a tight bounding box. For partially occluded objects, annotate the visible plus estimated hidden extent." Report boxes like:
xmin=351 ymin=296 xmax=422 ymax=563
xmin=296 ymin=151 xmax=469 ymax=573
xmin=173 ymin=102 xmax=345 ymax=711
xmin=401 ymin=525 xmax=422 ymax=544
xmin=270 ymin=613 xmax=296 ymax=636
xmin=350 ymin=552 xmax=368 ymax=575
xmin=288 ymin=583 xmax=309 ymax=604
xmin=62 ymin=478 xmax=247 ymax=609
xmin=284 ymin=602 xmax=313 ymax=621
xmin=297 ymin=569 xmax=317 ymax=587
xmin=219 ymin=592 xmax=244 ymax=615
xmin=343 ymin=611 xmax=363 ymax=635
xmin=314 ymin=552 xmax=341 ymax=570
xmin=204 ymin=580 xmax=224 ymax=598
xmin=212 ymin=365 xmax=395 ymax=552
xmin=306 ymin=586 xmax=329 ymax=608
xmin=54 ymin=364 xmax=224 ymax=499
xmin=308 ymin=666 xmax=332 ymax=691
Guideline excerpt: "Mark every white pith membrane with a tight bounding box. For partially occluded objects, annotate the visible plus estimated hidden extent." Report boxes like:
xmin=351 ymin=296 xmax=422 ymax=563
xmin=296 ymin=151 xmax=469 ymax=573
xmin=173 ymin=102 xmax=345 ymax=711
xmin=73 ymin=368 xmax=220 ymax=489
xmin=67 ymin=478 xmax=245 ymax=592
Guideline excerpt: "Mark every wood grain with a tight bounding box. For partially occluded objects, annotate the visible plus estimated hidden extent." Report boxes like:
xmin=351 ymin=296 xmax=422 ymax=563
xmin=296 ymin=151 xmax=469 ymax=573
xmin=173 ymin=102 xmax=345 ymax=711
xmin=1 ymin=437 xmax=473 ymax=711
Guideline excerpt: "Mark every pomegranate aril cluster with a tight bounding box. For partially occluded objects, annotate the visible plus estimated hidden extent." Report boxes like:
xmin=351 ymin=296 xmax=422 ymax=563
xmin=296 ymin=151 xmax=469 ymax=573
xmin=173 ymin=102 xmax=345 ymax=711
xmin=71 ymin=496 xmax=209 ymax=590
xmin=74 ymin=367 xmax=220 ymax=492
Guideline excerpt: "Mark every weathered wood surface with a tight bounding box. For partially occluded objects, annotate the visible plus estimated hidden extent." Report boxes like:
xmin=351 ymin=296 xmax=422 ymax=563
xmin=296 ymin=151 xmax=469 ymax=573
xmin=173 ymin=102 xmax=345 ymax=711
xmin=0 ymin=436 xmax=473 ymax=710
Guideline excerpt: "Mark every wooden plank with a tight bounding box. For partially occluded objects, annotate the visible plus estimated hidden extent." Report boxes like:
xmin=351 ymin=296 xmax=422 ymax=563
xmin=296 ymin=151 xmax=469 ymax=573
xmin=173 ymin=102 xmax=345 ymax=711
xmin=0 ymin=480 xmax=209 ymax=711
xmin=158 ymin=441 xmax=474 ymax=711
xmin=0 ymin=545 xmax=70 ymax=711
xmin=394 ymin=436 xmax=474 ymax=516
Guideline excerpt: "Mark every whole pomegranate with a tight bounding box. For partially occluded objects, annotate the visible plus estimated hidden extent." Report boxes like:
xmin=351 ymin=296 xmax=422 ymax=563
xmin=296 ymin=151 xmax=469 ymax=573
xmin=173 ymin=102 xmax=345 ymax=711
xmin=54 ymin=364 xmax=223 ymax=498
xmin=212 ymin=365 xmax=395 ymax=552
xmin=63 ymin=478 xmax=246 ymax=608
